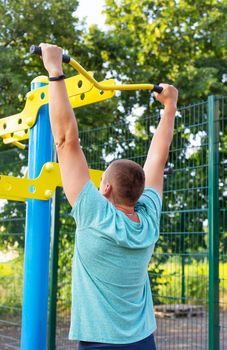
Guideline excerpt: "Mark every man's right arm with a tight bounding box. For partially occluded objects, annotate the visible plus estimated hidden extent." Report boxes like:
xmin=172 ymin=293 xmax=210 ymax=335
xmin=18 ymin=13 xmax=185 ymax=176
xmin=40 ymin=43 xmax=90 ymax=206
xmin=143 ymin=84 xmax=178 ymax=198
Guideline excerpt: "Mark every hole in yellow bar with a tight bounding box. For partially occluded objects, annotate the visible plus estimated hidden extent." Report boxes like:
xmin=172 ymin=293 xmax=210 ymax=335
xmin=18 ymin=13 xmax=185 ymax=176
xmin=100 ymin=90 xmax=104 ymax=95
xmin=80 ymin=93 xmax=85 ymax=100
xmin=18 ymin=118 xmax=22 ymax=124
xmin=41 ymin=92 xmax=45 ymax=100
xmin=3 ymin=123 xmax=7 ymax=129
xmin=78 ymin=80 xmax=83 ymax=88
xmin=29 ymin=185 xmax=36 ymax=193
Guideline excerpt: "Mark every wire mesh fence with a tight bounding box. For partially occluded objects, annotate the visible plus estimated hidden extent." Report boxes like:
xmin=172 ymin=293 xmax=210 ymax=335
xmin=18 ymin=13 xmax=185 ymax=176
xmin=151 ymin=101 xmax=209 ymax=349
xmin=0 ymin=96 xmax=226 ymax=349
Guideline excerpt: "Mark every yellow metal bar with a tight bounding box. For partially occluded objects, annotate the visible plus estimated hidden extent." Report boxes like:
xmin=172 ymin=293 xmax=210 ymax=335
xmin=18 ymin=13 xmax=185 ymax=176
xmin=0 ymin=73 xmax=94 ymax=138
xmin=0 ymin=77 xmax=115 ymax=145
xmin=69 ymin=58 xmax=155 ymax=91
xmin=0 ymin=162 xmax=103 ymax=202
xmin=12 ymin=141 xmax=27 ymax=150
xmin=2 ymin=130 xmax=30 ymax=145
xmin=0 ymin=56 xmax=156 ymax=148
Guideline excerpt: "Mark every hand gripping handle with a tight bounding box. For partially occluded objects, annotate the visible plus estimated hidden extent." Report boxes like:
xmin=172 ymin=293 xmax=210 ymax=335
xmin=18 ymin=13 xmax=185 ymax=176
xmin=30 ymin=45 xmax=71 ymax=64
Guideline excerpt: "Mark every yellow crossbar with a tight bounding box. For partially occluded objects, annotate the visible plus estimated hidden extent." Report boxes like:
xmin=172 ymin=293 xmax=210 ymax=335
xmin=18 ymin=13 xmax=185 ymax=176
xmin=0 ymin=75 xmax=115 ymax=145
xmin=0 ymin=163 xmax=103 ymax=202
xmin=69 ymin=58 xmax=157 ymax=91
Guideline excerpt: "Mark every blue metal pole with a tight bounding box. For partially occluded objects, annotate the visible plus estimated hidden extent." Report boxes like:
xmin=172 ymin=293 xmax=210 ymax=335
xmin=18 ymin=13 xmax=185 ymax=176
xmin=21 ymin=76 xmax=53 ymax=350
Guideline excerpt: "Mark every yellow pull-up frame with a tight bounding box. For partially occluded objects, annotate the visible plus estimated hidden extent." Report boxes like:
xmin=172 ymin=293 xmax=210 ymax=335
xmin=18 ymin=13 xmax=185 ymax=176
xmin=0 ymin=46 xmax=162 ymax=149
xmin=0 ymin=75 xmax=115 ymax=148
xmin=0 ymin=163 xmax=103 ymax=202
xmin=0 ymin=46 xmax=163 ymax=200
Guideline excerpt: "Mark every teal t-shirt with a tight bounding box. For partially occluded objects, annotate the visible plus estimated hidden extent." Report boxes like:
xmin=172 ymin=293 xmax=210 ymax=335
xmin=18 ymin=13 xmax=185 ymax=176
xmin=69 ymin=180 xmax=162 ymax=344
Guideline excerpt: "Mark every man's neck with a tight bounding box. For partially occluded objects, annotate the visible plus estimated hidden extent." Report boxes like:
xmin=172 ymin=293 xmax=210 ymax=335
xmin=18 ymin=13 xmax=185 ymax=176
xmin=115 ymin=204 xmax=134 ymax=215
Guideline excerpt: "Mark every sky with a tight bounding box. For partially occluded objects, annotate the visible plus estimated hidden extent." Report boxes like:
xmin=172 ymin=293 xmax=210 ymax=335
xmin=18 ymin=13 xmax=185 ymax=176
xmin=76 ymin=0 xmax=106 ymax=29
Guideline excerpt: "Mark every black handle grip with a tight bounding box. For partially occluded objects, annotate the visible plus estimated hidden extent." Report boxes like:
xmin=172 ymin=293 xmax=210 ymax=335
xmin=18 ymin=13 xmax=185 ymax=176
xmin=153 ymin=84 xmax=163 ymax=93
xmin=30 ymin=45 xmax=71 ymax=64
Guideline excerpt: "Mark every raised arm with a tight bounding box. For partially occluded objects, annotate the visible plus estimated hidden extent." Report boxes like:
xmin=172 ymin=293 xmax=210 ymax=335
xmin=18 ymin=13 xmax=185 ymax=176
xmin=143 ymin=84 xmax=178 ymax=198
xmin=40 ymin=43 xmax=90 ymax=206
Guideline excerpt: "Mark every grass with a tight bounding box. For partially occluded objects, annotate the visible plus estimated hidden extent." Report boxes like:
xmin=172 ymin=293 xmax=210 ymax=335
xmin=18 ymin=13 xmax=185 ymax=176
xmin=0 ymin=252 xmax=23 ymax=314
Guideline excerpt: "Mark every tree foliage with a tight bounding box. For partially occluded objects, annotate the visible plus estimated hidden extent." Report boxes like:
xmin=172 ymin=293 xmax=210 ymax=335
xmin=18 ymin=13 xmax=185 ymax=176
xmin=0 ymin=0 xmax=81 ymax=116
xmin=102 ymin=0 xmax=226 ymax=104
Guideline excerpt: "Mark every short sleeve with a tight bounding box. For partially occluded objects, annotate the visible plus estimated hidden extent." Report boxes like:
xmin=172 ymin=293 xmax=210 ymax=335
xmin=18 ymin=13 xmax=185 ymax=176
xmin=136 ymin=187 xmax=162 ymax=223
xmin=70 ymin=180 xmax=112 ymax=228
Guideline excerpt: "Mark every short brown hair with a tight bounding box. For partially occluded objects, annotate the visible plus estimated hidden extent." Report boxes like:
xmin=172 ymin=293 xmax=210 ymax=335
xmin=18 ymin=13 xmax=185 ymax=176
xmin=104 ymin=159 xmax=145 ymax=205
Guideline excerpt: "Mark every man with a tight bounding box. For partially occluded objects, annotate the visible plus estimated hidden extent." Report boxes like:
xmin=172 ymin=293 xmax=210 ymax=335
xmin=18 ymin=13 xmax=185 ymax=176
xmin=40 ymin=43 xmax=178 ymax=350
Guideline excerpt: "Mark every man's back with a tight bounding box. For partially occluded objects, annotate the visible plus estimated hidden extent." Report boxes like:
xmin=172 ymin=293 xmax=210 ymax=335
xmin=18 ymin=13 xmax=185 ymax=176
xmin=69 ymin=180 xmax=162 ymax=343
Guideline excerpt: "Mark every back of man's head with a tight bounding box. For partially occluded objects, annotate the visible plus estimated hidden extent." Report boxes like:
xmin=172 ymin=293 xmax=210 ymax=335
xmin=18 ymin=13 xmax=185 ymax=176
xmin=104 ymin=159 xmax=145 ymax=206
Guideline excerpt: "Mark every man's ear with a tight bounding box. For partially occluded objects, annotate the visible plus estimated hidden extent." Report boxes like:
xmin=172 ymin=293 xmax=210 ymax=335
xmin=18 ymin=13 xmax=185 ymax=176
xmin=103 ymin=183 xmax=112 ymax=197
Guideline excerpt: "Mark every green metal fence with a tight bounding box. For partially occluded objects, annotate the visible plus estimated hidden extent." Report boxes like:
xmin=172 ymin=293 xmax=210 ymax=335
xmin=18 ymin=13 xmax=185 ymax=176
xmin=0 ymin=96 xmax=226 ymax=349
xmin=217 ymin=96 xmax=227 ymax=350
xmin=0 ymin=148 xmax=27 ymax=350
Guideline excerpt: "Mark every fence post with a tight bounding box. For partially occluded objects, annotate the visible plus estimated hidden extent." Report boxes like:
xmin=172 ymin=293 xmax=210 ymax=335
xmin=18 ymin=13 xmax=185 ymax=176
xmin=180 ymin=212 xmax=185 ymax=304
xmin=21 ymin=76 xmax=53 ymax=350
xmin=208 ymin=95 xmax=220 ymax=350
xmin=48 ymin=184 xmax=61 ymax=350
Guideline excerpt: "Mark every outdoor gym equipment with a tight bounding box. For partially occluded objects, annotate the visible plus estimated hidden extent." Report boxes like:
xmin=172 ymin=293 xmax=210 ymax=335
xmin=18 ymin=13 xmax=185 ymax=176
xmin=0 ymin=46 xmax=162 ymax=150
xmin=0 ymin=45 xmax=163 ymax=350
xmin=30 ymin=45 xmax=163 ymax=92
xmin=0 ymin=46 xmax=163 ymax=201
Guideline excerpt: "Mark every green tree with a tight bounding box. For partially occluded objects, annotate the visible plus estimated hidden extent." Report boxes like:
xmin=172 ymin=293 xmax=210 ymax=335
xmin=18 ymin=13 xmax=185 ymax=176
xmin=0 ymin=0 xmax=83 ymax=117
xmin=0 ymin=0 xmax=82 ymax=252
xmin=102 ymin=0 xmax=226 ymax=104
xmin=0 ymin=0 xmax=119 ymax=136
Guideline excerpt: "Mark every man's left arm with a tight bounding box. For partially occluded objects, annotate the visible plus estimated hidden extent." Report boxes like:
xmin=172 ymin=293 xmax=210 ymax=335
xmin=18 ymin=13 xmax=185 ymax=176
xmin=143 ymin=84 xmax=178 ymax=198
xmin=40 ymin=43 xmax=90 ymax=206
